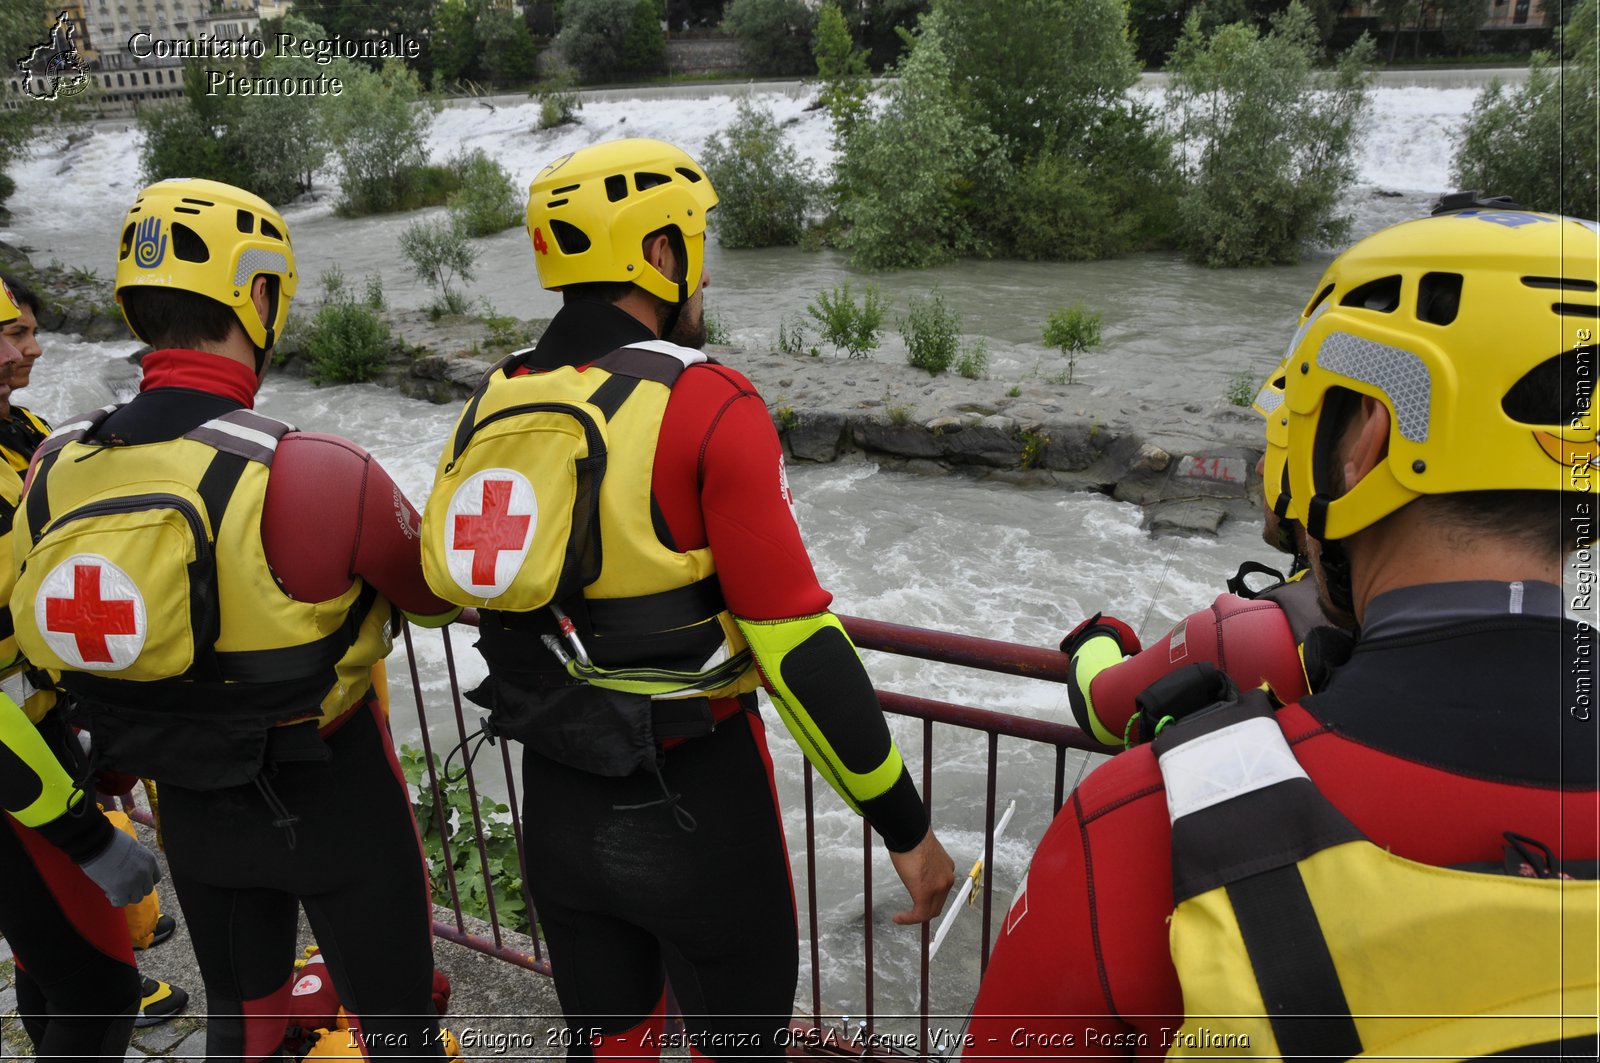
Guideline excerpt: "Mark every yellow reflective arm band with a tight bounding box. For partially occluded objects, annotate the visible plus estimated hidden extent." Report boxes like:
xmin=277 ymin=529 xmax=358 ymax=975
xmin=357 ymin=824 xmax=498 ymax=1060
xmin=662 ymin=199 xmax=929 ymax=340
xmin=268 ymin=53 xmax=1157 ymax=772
xmin=736 ymin=612 xmax=906 ymax=814
xmin=0 ymin=693 xmax=83 ymax=828
xmin=1070 ymin=634 xmax=1126 ymax=747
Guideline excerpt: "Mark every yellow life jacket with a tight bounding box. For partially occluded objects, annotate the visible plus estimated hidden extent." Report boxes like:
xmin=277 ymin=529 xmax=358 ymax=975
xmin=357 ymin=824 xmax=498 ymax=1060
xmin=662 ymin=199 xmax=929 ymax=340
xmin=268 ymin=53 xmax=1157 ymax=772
xmin=424 ymin=342 xmax=757 ymax=703
xmin=0 ymin=405 xmax=52 ymax=476
xmin=0 ymin=462 xmax=57 ymax=724
xmin=1154 ymin=692 xmax=1599 ymax=1060
xmin=9 ymin=406 xmax=392 ymax=787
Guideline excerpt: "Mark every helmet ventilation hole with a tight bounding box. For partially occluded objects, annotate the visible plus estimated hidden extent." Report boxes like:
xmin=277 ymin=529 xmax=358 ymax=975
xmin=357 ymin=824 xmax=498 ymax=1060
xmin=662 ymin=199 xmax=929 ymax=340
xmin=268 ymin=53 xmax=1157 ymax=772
xmin=260 ymin=219 xmax=282 ymax=240
xmin=1341 ymin=275 xmax=1401 ymax=313
xmin=236 ymin=209 xmax=254 ymax=234
xmin=1502 ymin=347 xmax=1596 ymax=425
xmin=169 ymin=222 xmax=210 ymax=264
xmin=1523 ymin=275 xmax=1598 ymax=292
xmin=604 ymin=175 xmax=628 ymax=202
xmin=1417 ymin=272 xmax=1462 ymax=325
xmin=549 ymin=220 xmax=591 ymax=254
xmin=633 ymin=171 xmax=670 ymax=191
xmin=675 ymin=167 xmax=703 ymax=183
xmin=119 ymin=223 xmax=135 ymax=260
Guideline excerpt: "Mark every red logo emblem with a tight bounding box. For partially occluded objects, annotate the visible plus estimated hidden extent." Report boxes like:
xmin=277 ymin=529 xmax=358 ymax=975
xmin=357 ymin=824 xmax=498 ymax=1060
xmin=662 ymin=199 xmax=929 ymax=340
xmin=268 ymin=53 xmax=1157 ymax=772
xmin=46 ymin=563 xmax=137 ymax=663
xmin=454 ymin=479 xmax=532 ymax=586
xmin=532 ymin=226 xmax=549 ymax=256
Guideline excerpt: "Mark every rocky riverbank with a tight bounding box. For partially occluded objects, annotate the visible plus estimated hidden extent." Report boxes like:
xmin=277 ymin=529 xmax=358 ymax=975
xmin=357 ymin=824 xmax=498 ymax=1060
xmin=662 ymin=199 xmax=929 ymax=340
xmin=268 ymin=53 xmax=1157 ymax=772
xmin=0 ymin=242 xmax=1267 ymax=537
xmin=272 ymin=304 xmax=1269 ymax=537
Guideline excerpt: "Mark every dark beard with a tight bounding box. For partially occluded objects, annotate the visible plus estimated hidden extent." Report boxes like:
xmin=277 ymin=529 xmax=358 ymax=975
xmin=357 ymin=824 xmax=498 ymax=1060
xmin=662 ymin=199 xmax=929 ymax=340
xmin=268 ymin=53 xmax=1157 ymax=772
xmin=662 ymin=300 xmax=706 ymax=349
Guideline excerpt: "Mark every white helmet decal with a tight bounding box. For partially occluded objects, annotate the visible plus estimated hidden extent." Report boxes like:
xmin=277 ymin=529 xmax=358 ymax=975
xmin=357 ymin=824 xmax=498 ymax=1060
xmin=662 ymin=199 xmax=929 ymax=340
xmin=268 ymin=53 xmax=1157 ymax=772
xmin=36 ymin=555 xmax=147 ymax=670
xmin=444 ymin=469 xmax=538 ymax=597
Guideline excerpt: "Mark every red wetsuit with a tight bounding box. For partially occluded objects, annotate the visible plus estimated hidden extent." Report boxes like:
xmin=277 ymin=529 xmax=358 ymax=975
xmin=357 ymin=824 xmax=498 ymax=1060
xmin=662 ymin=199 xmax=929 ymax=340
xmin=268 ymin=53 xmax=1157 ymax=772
xmin=968 ymin=581 xmax=1598 ymax=1058
xmin=44 ymin=349 xmax=455 ymax=1062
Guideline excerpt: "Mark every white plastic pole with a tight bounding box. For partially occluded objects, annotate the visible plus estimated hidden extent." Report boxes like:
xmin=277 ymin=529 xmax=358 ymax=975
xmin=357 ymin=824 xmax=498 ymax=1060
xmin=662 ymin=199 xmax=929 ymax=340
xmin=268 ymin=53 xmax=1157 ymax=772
xmin=928 ymin=798 xmax=1017 ymax=961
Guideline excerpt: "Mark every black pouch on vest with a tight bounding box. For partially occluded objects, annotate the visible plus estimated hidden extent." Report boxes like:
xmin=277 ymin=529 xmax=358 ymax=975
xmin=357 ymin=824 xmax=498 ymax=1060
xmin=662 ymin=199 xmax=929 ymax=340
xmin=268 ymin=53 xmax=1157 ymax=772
xmin=468 ymin=676 xmax=713 ymax=777
xmin=78 ymin=701 xmax=324 ymax=791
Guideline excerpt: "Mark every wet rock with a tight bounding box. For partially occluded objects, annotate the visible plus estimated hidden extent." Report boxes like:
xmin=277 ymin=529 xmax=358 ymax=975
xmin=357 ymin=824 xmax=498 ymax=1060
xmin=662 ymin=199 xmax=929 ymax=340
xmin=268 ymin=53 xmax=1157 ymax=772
xmin=1146 ymin=499 xmax=1228 ymax=536
xmin=1039 ymin=423 xmax=1104 ymax=472
xmin=852 ymin=419 xmax=943 ymax=459
xmin=937 ymin=422 xmax=1022 ymax=466
xmin=786 ymin=410 xmax=848 ymax=462
xmin=1130 ymin=443 xmax=1171 ymax=473
xmin=985 ymin=468 xmax=1059 ymax=487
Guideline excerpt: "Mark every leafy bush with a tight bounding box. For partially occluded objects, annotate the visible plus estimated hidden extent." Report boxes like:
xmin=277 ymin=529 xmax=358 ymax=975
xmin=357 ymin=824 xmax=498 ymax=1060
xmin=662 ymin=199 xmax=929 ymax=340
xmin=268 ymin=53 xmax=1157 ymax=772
xmin=704 ymin=312 xmax=730 ymax=345
xmin=558 ymin=0 xmax=665 ymax=83
xmin=899 ymin=290 xmax=960 ymax=375
xmin=401 ymin=215 xmax=479 ymax=316
xmin=778 ymin=313 xmax=818 ymax=357
xmin=536 ymin=75 xmax=583 ymax=129
xmin=724 ymin=0 xmax=818 ymax=76
xmin=1166 ymin=2 xmax=1375 ymax=267
xmin=1451 ymin=0 xmax=1597 ymax=218
xmin=700 ymin=98 xmax=816 ymax=248
xmin=324 ymin=58 xmax=441 ymax=215
xmin=139 ymin=41 xmax=330 ymax=207
xmin=806 ymin=280 xmax=885 ymax=358
xmin=956 ymin=339 xmax=989 ymax=380
xmin=401 ymin=745 xmax=530 ymax=935
xmin=935 ymin=0 xmax=1139 ymax=167
xmin=447 ymin=149 xmax=523 ymax=237
xmin=834 ymin=14 xmax=1002 ymax=269
xmin=1226 ymin=370 xmax=1258 ymax=407
xmin=305 ymin=267 xmax=393 ymax=384
xmin=1042 ymin=303 xmax=1102 ymax=384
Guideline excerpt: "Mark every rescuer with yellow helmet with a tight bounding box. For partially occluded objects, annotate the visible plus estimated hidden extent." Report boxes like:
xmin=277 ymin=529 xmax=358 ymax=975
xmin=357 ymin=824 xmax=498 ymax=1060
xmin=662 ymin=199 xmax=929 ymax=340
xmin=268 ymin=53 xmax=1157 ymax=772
xmin=421 ymin=138 xmax=954 ymax=1056
xmin=10 ymin=178 xmax=458 ymax=1061
xmin=968 ymin=201 xmax=1599 ymax=1057
xmin=0 ymin=275 xmax=166 ymax=1058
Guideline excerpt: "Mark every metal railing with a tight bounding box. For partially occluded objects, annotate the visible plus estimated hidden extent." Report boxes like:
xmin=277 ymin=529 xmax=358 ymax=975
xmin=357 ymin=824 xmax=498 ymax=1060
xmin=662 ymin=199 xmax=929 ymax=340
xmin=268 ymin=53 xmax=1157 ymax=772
xmin=400 ymin=610 xmax=1117 ymax=1058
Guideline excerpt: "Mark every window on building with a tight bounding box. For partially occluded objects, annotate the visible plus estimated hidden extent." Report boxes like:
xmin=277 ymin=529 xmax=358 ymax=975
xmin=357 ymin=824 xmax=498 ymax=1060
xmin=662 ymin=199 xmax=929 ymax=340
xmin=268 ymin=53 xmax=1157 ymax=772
xmin=1514 ymin=0 xmax=1530 ymax=21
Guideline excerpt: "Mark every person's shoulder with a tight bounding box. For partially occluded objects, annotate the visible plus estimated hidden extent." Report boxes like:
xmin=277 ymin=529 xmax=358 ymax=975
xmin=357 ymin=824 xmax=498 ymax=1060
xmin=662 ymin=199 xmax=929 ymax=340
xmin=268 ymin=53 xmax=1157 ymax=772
xmin=1071 ymin=744 xmax=1169 ymax=825
xmin=278 ymin=431 xmax=372 ymax=461
xmin=678 ymin=359 xmax=760 ymax=399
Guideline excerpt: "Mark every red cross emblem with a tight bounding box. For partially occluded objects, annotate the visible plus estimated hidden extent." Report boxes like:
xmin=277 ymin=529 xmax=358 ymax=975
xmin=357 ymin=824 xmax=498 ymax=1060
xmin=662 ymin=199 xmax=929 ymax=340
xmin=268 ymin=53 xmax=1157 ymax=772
xmin=447 ymin=470 xmax=536 ymax=594
xmin=43 ymin=561 xmax=140 ymax=664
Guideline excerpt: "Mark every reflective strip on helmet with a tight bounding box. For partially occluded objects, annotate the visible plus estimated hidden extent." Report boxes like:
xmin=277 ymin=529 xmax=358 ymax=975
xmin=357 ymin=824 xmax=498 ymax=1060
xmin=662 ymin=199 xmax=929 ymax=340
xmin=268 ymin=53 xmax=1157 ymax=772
xmin=1317 ymin=331 xmax=1433 ymax=443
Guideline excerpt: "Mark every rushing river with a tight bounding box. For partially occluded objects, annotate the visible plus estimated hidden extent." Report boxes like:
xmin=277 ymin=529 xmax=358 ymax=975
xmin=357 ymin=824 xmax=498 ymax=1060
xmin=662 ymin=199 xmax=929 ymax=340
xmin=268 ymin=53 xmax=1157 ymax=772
xmin=1 ymin=71 xmax=1524 ymax=1031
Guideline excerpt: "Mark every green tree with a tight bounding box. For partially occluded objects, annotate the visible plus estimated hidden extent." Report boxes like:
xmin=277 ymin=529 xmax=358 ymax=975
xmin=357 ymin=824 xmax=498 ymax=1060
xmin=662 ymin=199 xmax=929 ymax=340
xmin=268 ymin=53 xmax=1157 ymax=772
xmin=432 ymin=0 xmax=484 ymax=84
xmin=0 ymin=1 xmax=51 ymax=211
xmin=1042 ymin=303 xmax=1103 ymax=384
xmin=292 ymin=0 xmax=438 ymax=75
xmin=834 ymin=12 xmax=1003 ymax=269
xmin=836 ymin=0 xmax=931 ymax=68
xmin=700 ymin=98 xmax=817 ymax=247
xmin=814 ymin=1 xmax=871 ymax=147
xmin=934 ymin=0 xmax=1139 ymax=167
xmin=401 ymin=216 xmax=480 ymax=315
xmin=724 ymin=0 xmax=818 ymax=75
xmin=558 ymin=0 xmax=666 ymax=82
xmin=447 ymin=149 xmax=524 ymax=237
xmin=1438 ymin=0 xmax=1487 ymax=55
xmin=1452 ymin=0 xmax=1598 ymax=219
xmin=323 ymin=59 xmax=439 ymax=215
xmin=1166 ymin=2 xmax=1375 ymax=267
xmin=482 ymin=8 xmax=541 ymax=84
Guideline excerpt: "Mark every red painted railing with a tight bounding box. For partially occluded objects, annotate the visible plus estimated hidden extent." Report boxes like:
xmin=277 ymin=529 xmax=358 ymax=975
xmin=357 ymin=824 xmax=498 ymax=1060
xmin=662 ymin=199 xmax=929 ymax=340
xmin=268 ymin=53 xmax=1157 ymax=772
xmin=396 ymin=610 xmax=1116 ymax=1059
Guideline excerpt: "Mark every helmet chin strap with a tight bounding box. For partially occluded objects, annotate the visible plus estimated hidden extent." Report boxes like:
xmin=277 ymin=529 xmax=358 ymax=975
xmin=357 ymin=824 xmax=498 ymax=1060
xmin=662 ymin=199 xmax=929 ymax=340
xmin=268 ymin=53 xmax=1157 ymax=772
xmin=658 ymin=275 xmax=690 ymax=341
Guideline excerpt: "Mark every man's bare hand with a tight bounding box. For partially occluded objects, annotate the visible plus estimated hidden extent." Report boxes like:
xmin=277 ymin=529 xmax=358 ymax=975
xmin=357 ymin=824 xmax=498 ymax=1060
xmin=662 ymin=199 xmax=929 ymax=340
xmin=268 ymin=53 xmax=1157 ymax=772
xmin=889 ymin=829 xmax=956 ymax=925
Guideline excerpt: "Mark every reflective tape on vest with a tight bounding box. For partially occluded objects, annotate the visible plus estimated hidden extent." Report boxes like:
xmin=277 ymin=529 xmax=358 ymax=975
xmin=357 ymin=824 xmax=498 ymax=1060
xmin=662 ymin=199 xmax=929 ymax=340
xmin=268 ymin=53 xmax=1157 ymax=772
xmin=1156 ymin=715 xmax=1308 ymax=824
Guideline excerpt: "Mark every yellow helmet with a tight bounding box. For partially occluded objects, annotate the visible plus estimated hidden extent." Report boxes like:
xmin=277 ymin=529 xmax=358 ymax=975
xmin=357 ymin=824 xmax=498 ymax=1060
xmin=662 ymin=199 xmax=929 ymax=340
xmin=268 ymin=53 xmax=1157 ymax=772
xmin=0 ymin=277 xmax=19 ymax=323
xmin=1253 ymin=358 xmax=1292 ymax=518
xmin=526 ymin=138 xmax=718 ymax=305
xmin=1280 ymin=209 xmax=1599 ymax=542
xmin=114 ymin=178 xmax=298 ymax=350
